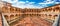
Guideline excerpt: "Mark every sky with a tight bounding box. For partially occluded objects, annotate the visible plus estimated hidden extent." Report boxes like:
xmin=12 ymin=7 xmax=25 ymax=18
xmin=2 ymin=0 xmax=60 ymax=9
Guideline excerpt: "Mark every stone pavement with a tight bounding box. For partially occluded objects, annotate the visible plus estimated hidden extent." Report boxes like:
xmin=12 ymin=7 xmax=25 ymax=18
xmin=10 ymin=16 xmax=53 ymax=26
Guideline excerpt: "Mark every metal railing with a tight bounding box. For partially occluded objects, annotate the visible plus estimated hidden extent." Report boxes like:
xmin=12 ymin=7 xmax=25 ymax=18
xmin=56 ymin=15 xmax=60 ymax=26
xmin=2 ymin=13 xmax=9 ymax=26
xmin=52 ymin=14 xmax=59 ymax=26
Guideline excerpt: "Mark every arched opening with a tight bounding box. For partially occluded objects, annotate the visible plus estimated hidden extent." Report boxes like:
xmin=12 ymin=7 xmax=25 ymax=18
xmin=10 ymin=15 xmax=14 ymax=20
xmin=42 ymin=9 xmax=45 ymax=12
xmin=53 ymin=9 xmax=58 ymax=13
xmin=52 ymin=15 xmax=58 ymax=22
xmin=55 ymin=7 xmax=59 ymax=10
xmin=37 ymin=9 xmax=41 ymax=12
xmin=47 ymin=14 xmax=52 ymax=21
xmin=2 ymin=7 xmax=9 ymax=13
xmin=15 ymin=14 xmax=20 ymax=18
xmin=4 ymin=15 xmax=9 ymax=20
xmin=55 ymin=7 xmax=60 ymax=12
xmin=49 ymin=14 xmax=52 ymax=16
xmin=10 ymin=8 xmax=14 ymax=13
xmin=53 ymin=9 xmax=55 ymax=12
xmin=16 ymin=9 xmax=20 ymax=13
xmin=15 ymin=8 xmax=18 ymax=13
xmin=48 ymin=8 xmax=52 ymax=12
xmin=54 ymin=15 xmax=58 ymax=17
xmin=45 ymin=9 xmax=48 ymax=12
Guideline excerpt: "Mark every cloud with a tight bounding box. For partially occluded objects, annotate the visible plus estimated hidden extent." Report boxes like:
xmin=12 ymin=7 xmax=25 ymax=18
xmin=12 ymin=1 xmax=41 ymax=9
xmin=39 ymin=0 xmax=54 ymax=4
xmin=55 ymin=2 xmax=60 ymax=4
xmin=2 ymin=0 xmax=18 ymax=3
xmin=38 ymin=0 xmax=54 ymax=8
xmin=18 ymin=1 xmax=25 ymax=4
xmin=28 ymin=2 xmax=35 ymax=5
xmin=38 ymin=0 xmax=60 ymax=8
xmin=13 ymin=1 xmax=37 ymax=8
xmin=26 ymin=1 xmax=29 ymax=2
xmin=39 ymin=1 xmax=54 ymax=4
xmin=2 ymin=0 xmax=41 ymax=9
xmin=2 ymin=0 xmax=13 ymax=3
xmin=39 ymin=0 xmax=60 ymax=4
xmin=2 ymin=0 xmax=60 ymax=9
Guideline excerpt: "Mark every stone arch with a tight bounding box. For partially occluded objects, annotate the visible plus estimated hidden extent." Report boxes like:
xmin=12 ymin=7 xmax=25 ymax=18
xmin=4 ymin=15 xmax=9 ymax=20
xmin=15 ymin=14 xmax=20 ymax=17
xmin=37 ymin=9 xmax=41 ymax=12
xmin=49 ymin=14 xmax=52 ymax=16
xmin=10 ymin=14 xmax=14 ymax=19
xmin=15 ymin=8 xmax=20 ymax=13
xmin=49 ymin=14 xmax=52 ymax=19
xmin=54 ymin=15 xmax=58 ymax=17
xmin=45 ymin=8 xmax=48 ymax=12
xmin=14 ymin=8 xmax=17 ymax=13
xmin=54 ymin=6 xmax=59 ymax=10
xmin=55 ymin=7 xmax=59 ymax=10
xmin=48 ymin=8 xmax=52 ymax=11
xmin=52 ymin=9 xmax=55 ymax=12
xmin=42 ymin=9 xmax=45 ymax=12
xmin=10 ymin=7 xmax=14 ymax=13
xmin=15 ymin=8 xmax=18 ymax=11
